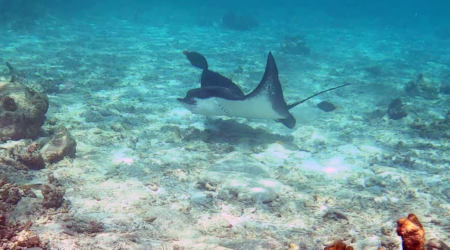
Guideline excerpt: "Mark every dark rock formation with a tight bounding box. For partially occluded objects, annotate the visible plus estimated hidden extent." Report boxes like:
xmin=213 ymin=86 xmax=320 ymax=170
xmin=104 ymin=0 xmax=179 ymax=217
xmin=436 ymin=27 xmax=450 ymax=39
xmin=441 ymin=84 xmax=450 ymax=94
xmin=1 ymin=126 xmax=76 ymax=170
xmin=40 ymin=126 xmax=77 ymax=164
xmin=41 ymin=183 xmax=65 ymax=209
xmin=364 ymin=65 xmax=383 ymax=76
xmin=222 ymin=11 xmax=259 ymax=31
xmin=0 ymin=214 xmax=44 ymax=249
xmin=388 ymin=98 xmax=407 ymax=120
xmin=10 ymin=141 xmax=45 ymax=170
xmin=2 ymin=96 xmax=17 ymax=111
xmin=40 ymin=173 xmax=66 ymax=209
xmin=0 ymin=175 xmax=36 ymax=213
xmin=0 ymin=176 xmax=22 ymax=206
xmin=410 ymin=112 xmax=450 ymax=139
xmin=64 ymin=218 xmax=104 ymax=235
xmin=280 ymin=35 xmax=311 ymax=55
xmin=0 ymin=81 xmax=49 ymax=140
xmin=405 ymin=73 xmax=439 ymax=100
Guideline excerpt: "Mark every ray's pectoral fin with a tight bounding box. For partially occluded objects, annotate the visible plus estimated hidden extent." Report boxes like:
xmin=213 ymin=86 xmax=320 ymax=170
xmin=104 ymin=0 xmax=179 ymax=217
xmin=247 ymin=52 xmax=292 ymax=118
xmin=276 ymin=114 xmax=296 ymax=129
xmin=183 ymin=51 xmax=245 ymax=96
xmin=247 ymin=52 xmax=305 ymax=128
xmin=201 ymin=70 xmax=245 ymax=96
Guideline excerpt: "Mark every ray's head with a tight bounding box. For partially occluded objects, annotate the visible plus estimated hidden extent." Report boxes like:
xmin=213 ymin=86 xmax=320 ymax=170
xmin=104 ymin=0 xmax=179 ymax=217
xmin=176 ymin=88 xmax=212 ymax=115
xmin=177 ymin=97 xmax=198 ymax=112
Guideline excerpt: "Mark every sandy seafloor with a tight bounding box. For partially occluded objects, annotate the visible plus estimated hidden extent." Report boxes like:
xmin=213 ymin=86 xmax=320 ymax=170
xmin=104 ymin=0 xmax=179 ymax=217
xmin=1 ymin=7 xmax=450 ymax=250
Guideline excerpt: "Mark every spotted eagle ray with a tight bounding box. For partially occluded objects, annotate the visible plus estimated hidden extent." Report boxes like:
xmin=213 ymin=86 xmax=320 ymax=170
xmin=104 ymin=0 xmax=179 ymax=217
xmin=177 ymin=51 xmax=349 ymax=128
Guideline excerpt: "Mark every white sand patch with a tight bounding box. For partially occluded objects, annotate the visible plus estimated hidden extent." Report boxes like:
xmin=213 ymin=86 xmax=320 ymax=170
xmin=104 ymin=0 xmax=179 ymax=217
xmin=198 ymin=153 xmax=291 ymax=204
xmin=252 ymin=143 xmax=292 ymax=165
xmin=169 ymin=107 xmax=192 ymax=117
xmin=111 ymin=148 xmax=136 ymax=165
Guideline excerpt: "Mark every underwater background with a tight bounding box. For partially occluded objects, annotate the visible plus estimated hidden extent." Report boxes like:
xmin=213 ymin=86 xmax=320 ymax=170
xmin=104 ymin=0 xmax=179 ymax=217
xmin=1 ymin=0 xmax=450 ymax=249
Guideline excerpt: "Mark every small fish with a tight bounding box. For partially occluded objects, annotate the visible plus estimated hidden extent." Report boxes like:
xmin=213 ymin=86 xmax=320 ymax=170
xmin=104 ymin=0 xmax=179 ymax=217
xmin=143 ymin=216 xmax=157 ymax=223
xmin=21 ymin=183 xmax=44 ymax=190
xmin=5 ymin=62 xmax=15 ymax=74
xmin=317 ymin=101 xmax=337 ymax=112
xmin=120 ymin=233 xmax=138 ymax=240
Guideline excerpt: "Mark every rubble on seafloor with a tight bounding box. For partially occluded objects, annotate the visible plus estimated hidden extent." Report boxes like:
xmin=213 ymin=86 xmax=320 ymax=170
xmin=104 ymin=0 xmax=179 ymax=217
xmin=405 ymin=73 xmax=440 ymax=100
xmin=1 ymin=174 xmax=68 ymax=249
xmin=1 ymin=68 xmax=76 ymax=249
xmin=325 ymin=214 xmax=449 ymax=250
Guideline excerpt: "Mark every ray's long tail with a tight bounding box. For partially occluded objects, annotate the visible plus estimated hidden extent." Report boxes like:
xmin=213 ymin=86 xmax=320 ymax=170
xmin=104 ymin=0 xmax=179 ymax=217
xmin=287 ymin=83 xmax=350 ymax=110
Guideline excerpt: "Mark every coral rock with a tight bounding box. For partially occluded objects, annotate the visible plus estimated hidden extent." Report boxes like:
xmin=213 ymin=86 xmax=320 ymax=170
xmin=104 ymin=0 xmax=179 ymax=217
xmin=0 ymin=213 xmax=43 ymax=249
xmin=10 ymin=141 xmax=45 ymax=170
xmin=41 ymin=183 xmax=65 ymax=208
xmin=388 ymin=98 xmax=407 ymax=120
xmin=1 ymin=176 xmax=22 ymax=206
xmin=397 ymin=213 xmax=426 ymax=250
xmin=324 ymin=240 xmax=353 ymax=250
xmin=364 ymin=65 xmax=383 ymax=76
xmin=12 ymin=230 xmax=41 ymax=248
xmin=0 ymin=81 xmax=48 ymax=140
xmin=222 ymin=11 xmax=259 ymax=31
xmin=2 ymin=96 xmax=17 ymax=111
xmin=427 ymin=239 xmax=450 ymax=250
xmin=40 ymin=126 xmax=77 ymax=164
xmin=280 ymin=35 xmax=311 ymax=55
xmin=410 ymin=112 xmax=450 ymax=140
xmin=0 ymin=182 xmax=22 ymax=205
xmin=405 ymin=73 xmax=439 ymax=100
xmin=0 ymin=175 xmax=36 ymax=214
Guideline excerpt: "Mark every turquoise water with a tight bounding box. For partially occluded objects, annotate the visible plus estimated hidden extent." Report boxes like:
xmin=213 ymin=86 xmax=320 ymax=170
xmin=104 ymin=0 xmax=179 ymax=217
xmin=1 ymin=1 xmax=449 ymax=249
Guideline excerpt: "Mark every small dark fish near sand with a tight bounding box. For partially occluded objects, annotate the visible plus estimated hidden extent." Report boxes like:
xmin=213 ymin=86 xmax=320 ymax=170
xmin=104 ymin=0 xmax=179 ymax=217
xmin=20 ymin=183 xmax=44 ymax=190
xmin=317 ymin=101 xmax=337 ymax=112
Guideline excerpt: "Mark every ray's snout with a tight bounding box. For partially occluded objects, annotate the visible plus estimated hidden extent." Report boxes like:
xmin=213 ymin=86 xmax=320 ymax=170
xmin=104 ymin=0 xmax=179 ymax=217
xmin=177 ymin=98 xmax=196 ymax=105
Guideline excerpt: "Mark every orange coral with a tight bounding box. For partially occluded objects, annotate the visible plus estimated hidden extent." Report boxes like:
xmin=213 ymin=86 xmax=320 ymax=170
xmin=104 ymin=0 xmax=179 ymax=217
xmin=324 ymin=240 xmax=353 ymax=250
xmin=397 ymin=214 xmax=425 ymax=250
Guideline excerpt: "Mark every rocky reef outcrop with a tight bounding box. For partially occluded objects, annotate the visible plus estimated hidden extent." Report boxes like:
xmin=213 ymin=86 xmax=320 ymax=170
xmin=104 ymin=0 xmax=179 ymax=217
xmin=1 ymin=127 xmax=77 ymax=170
xmin=0 ymin=214 xmax=44 ymax=250
xmin=40 ymin=126 xmax=77 ymax=164
xmin=0 ymin=175 xmax=36 ymax=213
xmin=405 ymin=73 xmax=439 ymax=100
xmin=222 ymin=11 xmax=259 ymax=31
xmin=0 ymin=81 xmax=49 ymax=140
xmin=280 ymin=35 xmax=311 ymax=55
